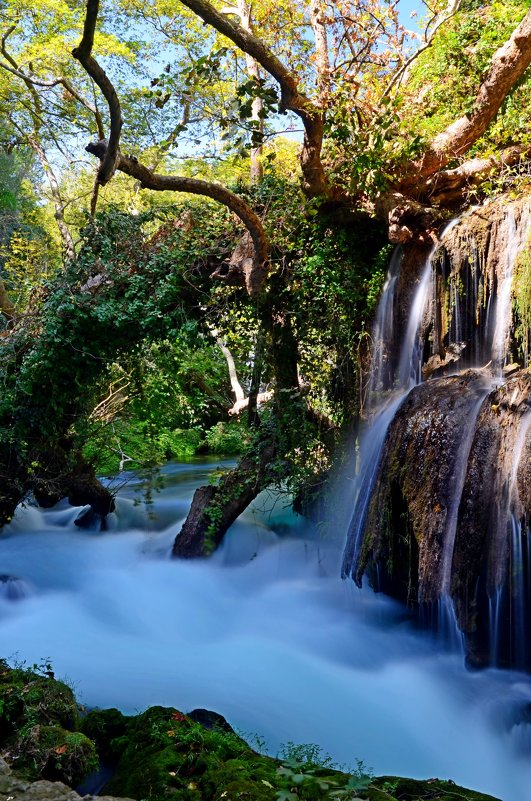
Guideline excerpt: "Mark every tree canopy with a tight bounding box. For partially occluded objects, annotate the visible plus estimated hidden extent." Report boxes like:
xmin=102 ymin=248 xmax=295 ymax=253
xmin=0 ymin=0 xmax=530 ymax=544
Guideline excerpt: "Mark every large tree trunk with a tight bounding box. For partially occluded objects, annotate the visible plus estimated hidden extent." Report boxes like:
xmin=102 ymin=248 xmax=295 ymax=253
xmin=172 ymin=439 xmax=276 ymax=558
xmin=172 ymin=272 xmax=304 ymax=558
xmin=400 ymin=8 xmax=531 ymax=188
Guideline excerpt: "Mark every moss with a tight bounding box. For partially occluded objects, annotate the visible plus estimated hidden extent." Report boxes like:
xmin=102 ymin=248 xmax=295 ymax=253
xmin=80 ymin=707 xmax=128 ymax=762
xmin=0 ymin=663 xmax=80 ymax=742
xmin=103 ymin=705 xmax=266 ymax=800
xmin=369 ymin=776 xmax=501 ymax=801
xmin=13 ymin=724 xmax=98 ymax=785
xmin=0 ymin=660 xmax=96 ymax=787
xmin=514 ymin=241 xmax=531 ymax=362
xmin=0 ymin=660 xmax=502 ymax=801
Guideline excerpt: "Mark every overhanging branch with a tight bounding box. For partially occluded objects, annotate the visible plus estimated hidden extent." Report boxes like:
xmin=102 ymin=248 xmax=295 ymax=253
xmin=402 ymin=8 xmax=531 ymax=185
xmin=86 ymin=140 xmax=270 ymax=294
xmin=72 ymin=0 xmax=122 ymax=184
xmin=178 ymin=0 xmax=328 ymax=197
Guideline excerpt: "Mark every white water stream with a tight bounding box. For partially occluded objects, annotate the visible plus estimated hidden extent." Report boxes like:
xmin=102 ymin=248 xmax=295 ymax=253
xmin=1 ymin=463 xmax=531 ymax=801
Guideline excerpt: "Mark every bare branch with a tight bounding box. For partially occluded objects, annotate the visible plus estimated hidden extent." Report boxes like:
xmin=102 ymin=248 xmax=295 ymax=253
xmin=86 ymin=139 xmax=270 ymax=295
xmin=309 ymin=0 xmax=330 ymax=106
xmin=216 ymin=338 xmax=245 ymax=403
xmin=72 ymin=0 xmax=122 ymax=184
xmin=178 ymin=0 xmax=328 ymax=196
xmin=381 ymin=0 xmax=462 ymax=101
xmin=28 ymin=135 xmax=76 ymax=260
xmin=0 ymin=59 xmax=105 ymax=139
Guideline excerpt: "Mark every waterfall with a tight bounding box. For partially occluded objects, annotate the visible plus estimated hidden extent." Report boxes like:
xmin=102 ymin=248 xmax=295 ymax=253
xmin=396 ymin=257 xmax=433 ymax=389
xmin=487 ymin=410 xmax=531 ymax=668
xmin=342 ymin=197 xmax=531 ymax=668
xmin=491 ymin=208 xmax=518 ymax=369
xmin=342 ymin=243 xmax=437 ymax=579
xmin=439 ymin=380 xmax=493 ymax=597
xmin=368 ymin=247 xmax=400 ymax=396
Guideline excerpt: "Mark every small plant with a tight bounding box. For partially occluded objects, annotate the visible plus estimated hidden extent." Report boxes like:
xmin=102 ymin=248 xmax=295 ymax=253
xmin=275 ymin=743 xmax=374 ymax=801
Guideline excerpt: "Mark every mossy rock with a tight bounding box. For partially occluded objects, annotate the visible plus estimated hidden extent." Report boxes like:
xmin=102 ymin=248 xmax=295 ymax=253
xmin=13 ymin=724 xmax=98 ymax=786
xmin=103 ymin=705 xmax=261 ymax=800
xmin=81 ymin=708 xmax=128 ymax=762
xmin=97 ymin=705 xmax=502 ymax=801
xmin=0 ymin=662 xmax=503 ymax=801
xmin=0 ymin=661 xmax=97 ymax=788
xmin=368 ymin=776 xmax=501 ymax=800
xmin=0 ymin=662 xmax=80 ymax=743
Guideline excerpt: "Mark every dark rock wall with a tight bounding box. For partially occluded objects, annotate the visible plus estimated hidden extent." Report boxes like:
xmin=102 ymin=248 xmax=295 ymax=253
xmin=351 ymin=195 xmax=531 ymax=668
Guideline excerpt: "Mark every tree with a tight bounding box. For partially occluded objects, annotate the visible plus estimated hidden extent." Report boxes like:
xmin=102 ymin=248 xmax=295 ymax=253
xmin=1 ymin=0 xmax=531 ymax=548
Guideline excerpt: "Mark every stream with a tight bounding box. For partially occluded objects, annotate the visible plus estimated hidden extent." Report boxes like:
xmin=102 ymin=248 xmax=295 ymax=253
xmin=1 ymin=460 xmax=531 ymax=801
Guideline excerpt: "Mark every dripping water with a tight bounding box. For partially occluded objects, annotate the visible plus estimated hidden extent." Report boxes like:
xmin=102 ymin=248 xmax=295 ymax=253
xmin=342 ymin=244 xmax=437 ymax=577
xmin=488 ymin=410 xmax=531 ymax=668
xmin=396 ymin=257 xmax=433 ymax=389
xmin=491 ymin=208 xmax=518 ymax=370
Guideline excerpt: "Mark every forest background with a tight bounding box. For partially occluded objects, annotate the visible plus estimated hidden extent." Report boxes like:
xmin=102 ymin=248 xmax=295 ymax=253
xmin=0 ymin=0 xmax=530 ymax=550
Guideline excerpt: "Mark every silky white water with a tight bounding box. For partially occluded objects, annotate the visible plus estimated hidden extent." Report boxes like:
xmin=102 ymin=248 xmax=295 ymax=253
xmin=1 ymin=462 xmax=531 ymax=801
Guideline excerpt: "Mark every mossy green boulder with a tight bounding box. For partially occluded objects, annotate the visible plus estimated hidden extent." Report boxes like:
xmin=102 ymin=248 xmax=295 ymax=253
xmin=83 ymin=705 xmax=501 ymax=801
xmin=0 ymin=661 xmax=97 ymax=786
xmin=0 ymin=659 xmax=502 ymax=801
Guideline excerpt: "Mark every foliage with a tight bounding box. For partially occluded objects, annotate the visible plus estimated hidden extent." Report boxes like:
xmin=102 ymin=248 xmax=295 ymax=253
xmin=400 ymin=0 xmax=531 ymax=159
xmin=0 ymin=147 xmax=60 ymax=310
xmin=203 ymin=419 xmax=250 ymax=455
xmin=0 ymin=659 xmax=503 ymax=801
xmin=513 ymin=238 xmax=531 ymax=363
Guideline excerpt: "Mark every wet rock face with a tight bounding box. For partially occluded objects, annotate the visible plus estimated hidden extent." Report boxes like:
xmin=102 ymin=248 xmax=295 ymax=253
xmin=357 ymin=369 xmax=531 ymax=665
xmin=349 ymin=193 xmax=531 ymax=668
xmin=453 ymin=371 xmax=531 ymax=667
xmin=423 ymin=197 xmax=531 ymax=372
xmin=358 ymin=371 xmax=494 ymax=604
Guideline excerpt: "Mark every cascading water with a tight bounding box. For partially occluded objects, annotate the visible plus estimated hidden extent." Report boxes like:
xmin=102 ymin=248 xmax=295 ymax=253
xmin=368 ymin=247 xmax=401 ymax=395
xmin=491 ymin=208 xmax=518 ymax=369
xmin=342 ymin=197 xmax=531 ymax=668
xmin=487 ymin=410 xmax=531 ymax=669
xmin=2 ymin=463 xmax=531 ymax=801
xmin=342 ymin=243 xmax=436 ymax=579
xmin=1 ymin=198 xmax=530 ymax=801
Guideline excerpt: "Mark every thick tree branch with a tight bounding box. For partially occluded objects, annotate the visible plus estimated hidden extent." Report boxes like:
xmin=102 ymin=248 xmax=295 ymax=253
xmin=178 ymin=0 xmax=328 ymax=196
xmin=86 ymin=140 xmax=270 ymax=294
xmin=235 ymin=0 xmax=264 ymax=183
xmin=420 ymin=144 xmax=531 ymax=205
xmin=216 ymin=338 xmax=245 ymax=404
xmin=402 ymin=8 xmax=531 ymax=185
xmin=309 ymin=0 xmax=330 ymax=106
xmin=72 ymin=0 xmax=122 ymax=184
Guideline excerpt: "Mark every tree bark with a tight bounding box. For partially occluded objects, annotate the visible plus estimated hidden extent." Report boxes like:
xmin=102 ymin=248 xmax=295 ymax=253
xmin=72 ymin=0 xmax=122 ymax=185
xmin=309 ymin=0 xmax=330 ymax=106
xmin=418 ymin=144 xmax=531 ymax=205
xmin=172 ymin=439 xmax=276 ymax=557
xmin=401 ymin=8 xmax=531 ymax=186
xmin=28 ymin=135 xmax=76 ymax=261
xmin=86 ymin=140 xmax=270 ymax=295
xmin=235 ymin=0 xmax=264 ymax=183
xmin=178 ymin=0 xmax=328 ymax=197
